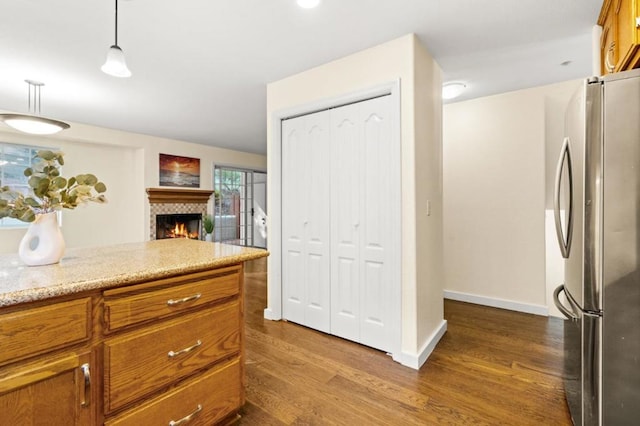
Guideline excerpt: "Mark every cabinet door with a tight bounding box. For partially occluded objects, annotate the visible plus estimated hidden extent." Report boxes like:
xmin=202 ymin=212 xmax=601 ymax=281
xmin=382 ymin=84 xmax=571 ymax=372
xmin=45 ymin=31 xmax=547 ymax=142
xmin=617 ymin=0 xmax=640 ymax=70
xmin=282 ymin=111 xmax=331 ymax=332
xmin=600 ymin=2 xmax=619 ymax=74
xmin=0 ymin=352 xmax=92 ymax=425
xmin=600 ymin=0 xmax=640 ymax=74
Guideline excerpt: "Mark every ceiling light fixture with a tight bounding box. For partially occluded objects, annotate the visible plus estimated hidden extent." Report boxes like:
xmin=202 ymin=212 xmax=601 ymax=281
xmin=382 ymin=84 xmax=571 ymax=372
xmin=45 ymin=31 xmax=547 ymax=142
xmin=297 ymin=0 xmax=321 ymax=9
xmin=101 ymin=0 xmax=131 ymax=78
xmin=442 ymin=82 xmax=467 ymax=100
xmin=0 ymin=80 xmax=70 ymax=135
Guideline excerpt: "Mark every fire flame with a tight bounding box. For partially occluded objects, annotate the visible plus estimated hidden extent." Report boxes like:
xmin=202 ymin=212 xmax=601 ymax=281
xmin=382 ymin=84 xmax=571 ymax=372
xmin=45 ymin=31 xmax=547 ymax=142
xmin=168 ymin=222 xmax=199 ymax=239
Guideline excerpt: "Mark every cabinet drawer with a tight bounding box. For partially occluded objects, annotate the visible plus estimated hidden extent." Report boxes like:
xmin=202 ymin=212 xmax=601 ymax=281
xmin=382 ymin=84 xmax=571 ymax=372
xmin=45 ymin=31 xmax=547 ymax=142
xmin=105 ymin=358 xmax=241 ymax=426
xmin=104 ymin=266 xmax=240 ymax=332
xmin=0 ymin=298 xmax=91 ymax=366
xmin=104 ymin=301 xmax=240 ymax=412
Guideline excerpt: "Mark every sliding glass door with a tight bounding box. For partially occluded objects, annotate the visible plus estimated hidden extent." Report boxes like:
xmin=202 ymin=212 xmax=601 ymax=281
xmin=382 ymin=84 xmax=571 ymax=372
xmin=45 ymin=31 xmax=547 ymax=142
xmin=213 ymin=167 xmax=266 ymax=248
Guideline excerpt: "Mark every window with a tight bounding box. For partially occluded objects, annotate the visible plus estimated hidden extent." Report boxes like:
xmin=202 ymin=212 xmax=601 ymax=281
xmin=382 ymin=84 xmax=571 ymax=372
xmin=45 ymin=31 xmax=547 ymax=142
xmin=0 ymin=142 xmax=55 ymax=228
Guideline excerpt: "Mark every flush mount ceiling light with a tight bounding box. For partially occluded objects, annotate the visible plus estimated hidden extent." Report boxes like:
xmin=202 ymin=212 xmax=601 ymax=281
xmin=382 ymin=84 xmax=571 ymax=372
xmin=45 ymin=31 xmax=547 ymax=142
xmin=0 ymin=80 xmax=70 ymax=135
xmin=442 ymin=82 xmax=467 ymax=100
xmin=297 ymin=0 xmax=321 ymax=9
xmin=101 ymin=0 xmax=132 ymax=78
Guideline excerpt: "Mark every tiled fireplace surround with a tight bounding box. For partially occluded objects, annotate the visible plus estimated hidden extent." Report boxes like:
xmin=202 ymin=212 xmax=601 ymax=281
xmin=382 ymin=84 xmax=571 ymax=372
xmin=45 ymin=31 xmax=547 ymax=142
xmin=146 ymin=188 xmax=214 ymax=240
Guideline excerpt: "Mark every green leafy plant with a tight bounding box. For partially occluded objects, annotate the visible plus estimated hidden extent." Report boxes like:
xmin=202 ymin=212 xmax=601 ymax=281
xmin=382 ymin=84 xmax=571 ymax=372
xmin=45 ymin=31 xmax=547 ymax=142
xmin=203 ymin=214 xmax=214 ymax=234
xmin=0 ymin=150 xmax=107 ymax=223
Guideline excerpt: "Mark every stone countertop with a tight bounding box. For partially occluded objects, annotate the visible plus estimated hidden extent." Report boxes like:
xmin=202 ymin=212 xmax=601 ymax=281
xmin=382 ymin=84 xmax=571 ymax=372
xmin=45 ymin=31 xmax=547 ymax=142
xmin=0 ymin=239 xmax=269 ymax=308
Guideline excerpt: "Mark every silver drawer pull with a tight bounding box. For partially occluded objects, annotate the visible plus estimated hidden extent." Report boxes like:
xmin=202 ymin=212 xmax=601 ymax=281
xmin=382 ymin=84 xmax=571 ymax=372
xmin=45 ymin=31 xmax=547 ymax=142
xmin=80 ymin=363 xmax=91 ymax=407
xmin=168 ymin=340 xmax=202 ymax=358
xmin=167 ymin=293 xmax=201 ymax=306
xmin=169 ymin=404 xmax=202 ymax=426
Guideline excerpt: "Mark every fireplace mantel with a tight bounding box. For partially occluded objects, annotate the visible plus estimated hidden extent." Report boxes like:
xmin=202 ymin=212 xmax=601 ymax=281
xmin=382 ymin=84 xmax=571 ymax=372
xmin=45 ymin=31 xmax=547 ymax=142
xmin=146 ymin=188 xmax=214 ymax=240
xmin=146 ymin=188 xmax=214 ymax=204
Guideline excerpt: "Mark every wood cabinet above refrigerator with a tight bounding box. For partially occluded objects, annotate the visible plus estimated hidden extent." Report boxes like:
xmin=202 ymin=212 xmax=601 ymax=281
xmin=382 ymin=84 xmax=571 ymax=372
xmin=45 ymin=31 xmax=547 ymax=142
xmin=599 ymin=0 xmax=640 ymax=75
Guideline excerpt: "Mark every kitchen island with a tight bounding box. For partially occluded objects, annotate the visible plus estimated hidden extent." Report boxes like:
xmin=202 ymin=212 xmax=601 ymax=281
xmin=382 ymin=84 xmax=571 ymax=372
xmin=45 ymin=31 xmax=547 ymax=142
xmin=0 ymin=239 xmax=268 ymax=425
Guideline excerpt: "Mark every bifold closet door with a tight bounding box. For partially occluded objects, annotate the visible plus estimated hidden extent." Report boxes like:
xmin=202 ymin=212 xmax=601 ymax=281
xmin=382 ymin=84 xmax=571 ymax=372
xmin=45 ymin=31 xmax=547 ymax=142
xmin=281 ymin=111 xmax=331 ymax=333
xmin=330 ymin=95 xmax=396 ymax=352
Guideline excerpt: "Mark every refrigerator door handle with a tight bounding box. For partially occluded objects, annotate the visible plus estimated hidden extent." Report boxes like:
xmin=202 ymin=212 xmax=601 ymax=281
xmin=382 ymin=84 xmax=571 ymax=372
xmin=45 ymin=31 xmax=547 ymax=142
xmin=553 ymin=284 xmax=579 ymax=320
xmin=553 ymin=137 xmax=574 ymax=259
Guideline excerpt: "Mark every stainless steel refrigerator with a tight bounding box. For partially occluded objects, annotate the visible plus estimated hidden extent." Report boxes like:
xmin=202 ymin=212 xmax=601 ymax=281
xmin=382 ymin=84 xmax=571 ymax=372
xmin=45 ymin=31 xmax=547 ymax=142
xmin=553 ymin=68 xmax=640 ymax=425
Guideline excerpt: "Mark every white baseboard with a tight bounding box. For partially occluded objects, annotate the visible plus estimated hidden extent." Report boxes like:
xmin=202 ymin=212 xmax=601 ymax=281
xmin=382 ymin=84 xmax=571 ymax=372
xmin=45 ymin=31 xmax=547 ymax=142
xmin=444 ymin=290 xmax=548 ymax=316
xmin=263 ymin=308 xmax=281 ymax=321
xmin=397 ymin=319 xmax=448 ymax=370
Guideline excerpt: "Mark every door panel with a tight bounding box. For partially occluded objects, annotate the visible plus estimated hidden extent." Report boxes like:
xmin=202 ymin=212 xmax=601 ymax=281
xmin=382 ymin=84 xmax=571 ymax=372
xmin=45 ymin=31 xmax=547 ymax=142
xmin=304 ymin=116 xmax=331 ymax=332
xmin=602 ymin=71 xmax=640 ymax=425
xmin=563 ymin=84 xmax=586 ymax=310
xmin=283 ymin=94 xmax=398 ymax=353
xmin=252 ymin=173 xmax=267 ymax=248
xmin=282 ymin=119 xmax=306 ymax=325
xmin=359 ymin=96 xmax=395 ymax=351
xmin=333 ymin=257 xmax=359 ymax=340
xmin=282 ymin=111 xmax=331 ymax=332
xmin=0 ymin=352 xmax=92 ymax=425
xmin=331 ymin=103 xmax=361 ymax=340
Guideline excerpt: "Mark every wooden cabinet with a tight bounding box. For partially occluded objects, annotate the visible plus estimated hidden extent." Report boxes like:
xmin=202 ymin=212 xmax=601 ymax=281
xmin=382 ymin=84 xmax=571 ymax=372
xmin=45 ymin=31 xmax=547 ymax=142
xmin=599 ymin=0 xmax=640 ymax=74
xmin=104 ymin=301 xmax=240 ymax=412
xmin=102 ymin=264 xmax=244 ymax=424
xmin=0 ymin=352 xmax=92 ymax=425
xmin=0 ymin=298 xmax=93 ymax=426
xmin=0 ymin=297 xmax=91 ymax=365
xmin=103 ymin=268 xmax=239 ymax=332
xmin=104 ymin=358 xmax=241 ymax=426
xmin=0 ymin=263 xmax=245 ymax=425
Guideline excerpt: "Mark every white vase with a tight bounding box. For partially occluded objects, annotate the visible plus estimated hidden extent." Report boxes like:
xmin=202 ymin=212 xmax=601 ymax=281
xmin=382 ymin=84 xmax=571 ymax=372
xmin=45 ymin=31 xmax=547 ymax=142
xmin=205 ymin=233 xmax=213 ymax=242
xmin=18 ymin=212 xmax=66 ymax=266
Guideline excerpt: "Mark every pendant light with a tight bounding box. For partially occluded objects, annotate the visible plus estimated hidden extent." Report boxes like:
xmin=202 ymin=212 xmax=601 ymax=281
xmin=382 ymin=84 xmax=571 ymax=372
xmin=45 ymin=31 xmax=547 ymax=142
xmin=0 ymin=80 xmax=70 ymax=135
xmin=101 ymin=0 xmax=131 ymax=78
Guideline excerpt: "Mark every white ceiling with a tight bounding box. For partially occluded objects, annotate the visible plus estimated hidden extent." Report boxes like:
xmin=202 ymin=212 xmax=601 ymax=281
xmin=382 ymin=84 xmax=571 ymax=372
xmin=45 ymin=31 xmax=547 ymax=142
xmin=0 ymin=0 xmax=602 ymax=154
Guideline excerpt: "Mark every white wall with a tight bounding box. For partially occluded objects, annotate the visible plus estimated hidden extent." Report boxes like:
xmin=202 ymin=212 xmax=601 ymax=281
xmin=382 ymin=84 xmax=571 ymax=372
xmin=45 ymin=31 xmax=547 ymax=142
xmin=443 ymin=79 xmax=581 ymax=315
xmin=0 ymin=119 xmax=266 ymax=254
xmin=266 ymin=33 xmax=445 ymax=368
xmin=414 ymin=40 xmax=445 ymax=354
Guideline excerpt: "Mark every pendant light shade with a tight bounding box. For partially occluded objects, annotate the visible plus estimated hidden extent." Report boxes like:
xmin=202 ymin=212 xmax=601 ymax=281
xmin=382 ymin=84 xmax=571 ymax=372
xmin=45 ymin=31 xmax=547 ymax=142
xmin=101 ymin=45 xmax=132 ymax=78
xmin=0 ymin=80 xmax=70 ymax=135
xmin=0 ymin=114 xmax=70 ymax=135
xmin=102 ymin=0 xmax=131 ymax=78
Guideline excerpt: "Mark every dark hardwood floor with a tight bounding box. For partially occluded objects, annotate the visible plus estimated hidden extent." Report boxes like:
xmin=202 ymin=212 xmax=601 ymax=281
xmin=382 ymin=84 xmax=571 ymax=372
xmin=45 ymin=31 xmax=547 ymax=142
xmin=241 ymin=264 xmax=571 ymax=425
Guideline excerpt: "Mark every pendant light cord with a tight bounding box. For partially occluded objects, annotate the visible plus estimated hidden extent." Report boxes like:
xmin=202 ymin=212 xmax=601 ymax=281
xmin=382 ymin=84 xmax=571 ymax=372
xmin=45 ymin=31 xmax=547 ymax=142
xmin=114 ymin=0 xmax=119 ymax=46
xmin=25 ymin=80 xmax=43 ymax=115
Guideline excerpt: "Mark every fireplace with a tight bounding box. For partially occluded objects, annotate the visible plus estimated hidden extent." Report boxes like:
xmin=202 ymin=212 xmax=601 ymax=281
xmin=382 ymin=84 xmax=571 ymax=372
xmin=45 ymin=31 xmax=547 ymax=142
xmin=147 ymin=188 xmax=213 ymax=241
xmin=156 ymin=213 xmax=202 ymax=240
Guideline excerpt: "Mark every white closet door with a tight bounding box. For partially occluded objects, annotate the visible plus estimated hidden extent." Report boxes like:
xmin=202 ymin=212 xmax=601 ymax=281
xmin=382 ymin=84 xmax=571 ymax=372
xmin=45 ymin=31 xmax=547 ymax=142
xmin=359 ymin=95 xmax=395 ymax=351
xmin=331 ymin=104 xmax=363 ymax=342
xmin=330 ymin=102 xmax=361 ymax=342
xmin=282 ymin=116 xmax=306 ymax=326
xmin=330 ymin=95 xmax=396 ymax=352
xmin=282 ymin=111 xmax=331 ymax=333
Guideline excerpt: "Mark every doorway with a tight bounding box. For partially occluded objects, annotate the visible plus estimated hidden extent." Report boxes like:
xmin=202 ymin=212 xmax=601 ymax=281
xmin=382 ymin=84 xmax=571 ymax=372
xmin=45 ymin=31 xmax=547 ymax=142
xmin=213 ymin=166 xmax=267 ymax=248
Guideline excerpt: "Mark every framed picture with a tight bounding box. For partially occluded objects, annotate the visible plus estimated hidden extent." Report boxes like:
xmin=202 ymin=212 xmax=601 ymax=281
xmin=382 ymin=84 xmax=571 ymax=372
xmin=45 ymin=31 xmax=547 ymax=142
xmin=159 ymin=153 xmax=200 ymax=188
